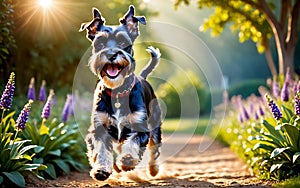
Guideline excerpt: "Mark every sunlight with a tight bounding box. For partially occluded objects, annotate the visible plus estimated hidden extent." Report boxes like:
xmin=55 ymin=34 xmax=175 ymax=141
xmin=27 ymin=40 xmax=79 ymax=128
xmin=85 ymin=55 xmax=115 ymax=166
xmin=38 ymin=0 xmax=53 ymax=9
xmin=15 ymin=0 xmax=84 ymax=40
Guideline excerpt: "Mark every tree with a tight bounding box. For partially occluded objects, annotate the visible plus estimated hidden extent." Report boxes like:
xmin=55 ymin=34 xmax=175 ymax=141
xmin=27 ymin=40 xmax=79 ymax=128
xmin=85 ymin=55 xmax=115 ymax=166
xmin=175 ymin=0 xmax=300 ymax=76
xmin=0 ymin=0 xmax=16 ymax=81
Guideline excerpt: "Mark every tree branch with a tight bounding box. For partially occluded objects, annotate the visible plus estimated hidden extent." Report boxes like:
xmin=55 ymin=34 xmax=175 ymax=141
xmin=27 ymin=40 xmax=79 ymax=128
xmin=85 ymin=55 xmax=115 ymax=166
xmin=279 ymin=0 xmax=289 ymax=30
xmin=287 ymin=0 xmax=300 ymax=46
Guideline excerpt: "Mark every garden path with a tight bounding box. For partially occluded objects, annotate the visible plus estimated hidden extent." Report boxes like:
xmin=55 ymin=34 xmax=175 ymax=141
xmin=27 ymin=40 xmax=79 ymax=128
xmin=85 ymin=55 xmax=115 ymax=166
xmin=27 ymin=135 xmax=272 ymax=187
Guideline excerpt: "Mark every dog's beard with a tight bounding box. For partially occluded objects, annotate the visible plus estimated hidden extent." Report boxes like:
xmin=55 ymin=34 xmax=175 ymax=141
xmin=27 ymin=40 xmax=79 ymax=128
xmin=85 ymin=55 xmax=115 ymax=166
xmin=89 ymin=50 xmax=134 ymax=89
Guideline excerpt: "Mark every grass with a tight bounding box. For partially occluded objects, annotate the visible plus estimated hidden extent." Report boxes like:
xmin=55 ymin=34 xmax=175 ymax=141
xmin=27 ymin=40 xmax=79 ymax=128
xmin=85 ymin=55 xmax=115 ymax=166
xmin=273 ymin=176 xmax=300 ymax=188
xmin=162 ymin=116 xmax=210 ymax=135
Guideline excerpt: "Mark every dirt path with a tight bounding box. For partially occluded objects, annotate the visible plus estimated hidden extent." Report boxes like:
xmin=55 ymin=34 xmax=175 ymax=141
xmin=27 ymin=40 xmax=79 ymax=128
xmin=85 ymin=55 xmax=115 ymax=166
xmin=26 ymin=135 xmax=272 ymax=187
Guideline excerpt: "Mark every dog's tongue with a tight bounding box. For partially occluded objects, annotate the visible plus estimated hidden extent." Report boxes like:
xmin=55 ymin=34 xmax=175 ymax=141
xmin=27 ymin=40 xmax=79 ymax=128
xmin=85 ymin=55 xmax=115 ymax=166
xmin=106 ymin=64 xmax=120 ymax=77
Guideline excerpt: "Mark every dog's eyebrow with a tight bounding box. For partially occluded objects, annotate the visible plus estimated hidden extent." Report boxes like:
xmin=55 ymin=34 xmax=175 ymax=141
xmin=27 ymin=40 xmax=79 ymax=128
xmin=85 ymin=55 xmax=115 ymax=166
xmin=115 ymin=31 xmax=131 ymax=43
xmin=96 ymin=31 xmax=109 ymax=38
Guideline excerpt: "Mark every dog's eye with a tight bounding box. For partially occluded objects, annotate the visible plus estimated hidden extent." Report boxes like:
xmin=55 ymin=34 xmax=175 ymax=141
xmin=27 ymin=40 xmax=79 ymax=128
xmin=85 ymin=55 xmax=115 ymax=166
xmin=119 ymin=41 xmax=128 ymax=48
xmin=94 ymin=37 xmax=107 ymax=51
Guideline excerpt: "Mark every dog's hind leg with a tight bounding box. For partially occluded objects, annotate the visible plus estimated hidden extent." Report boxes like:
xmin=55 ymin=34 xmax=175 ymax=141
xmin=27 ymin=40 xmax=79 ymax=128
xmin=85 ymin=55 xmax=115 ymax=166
xmin=148 ymin=126 xmax=162 ymax=176
xmin=86 ymin=113 xmax=114 ymax=181
xmin=148 ymin=99 xmax=162 ymax=177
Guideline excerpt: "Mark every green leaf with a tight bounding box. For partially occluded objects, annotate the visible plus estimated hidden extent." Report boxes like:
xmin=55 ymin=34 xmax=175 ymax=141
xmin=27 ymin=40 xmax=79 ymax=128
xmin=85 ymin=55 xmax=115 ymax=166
xmin=263 ymin=120 xmax=284 ymax=142
xmin=10 ymin=140 xmax=31 ymax=159
xmin=2 ymin=171 xmax=25 ymax=187
xmin=48 ymin=149 xmax=61 ymax=156
xmin=18 ymin=145 xmax=37 ymax=156
xmin=293 ymin=152 xmax=300 ymax=163
xmin=23 ymin=154 xmax=32 ymax=161
xmin=281 ymin=124 xmax=300 ymax=149
xmin=282 ymin=105 xmax=293 ymax=120
xmin=34 ymin=146 xmax=44 ymax=153
xmin=40 ymin=123 xmax=49 ymax=135
xmin=0 ymin=176 xmax=3 ymax=184
xmin=270 ymin=147 xmax=290 ymax=158
xmin=253 ymin=143 xmax=275 ymax=151
xmin=53 ymin=159 xmax=70 ymax=175
xmin=20 ymin=163 xmax=42 ymax=171
xmin=44 ymin=163 xmax=57 ymax=179
xmin=270 ymin=163 xmax=283 ymax=173
xmin=38 ymin=164 xmax=48 ymax=171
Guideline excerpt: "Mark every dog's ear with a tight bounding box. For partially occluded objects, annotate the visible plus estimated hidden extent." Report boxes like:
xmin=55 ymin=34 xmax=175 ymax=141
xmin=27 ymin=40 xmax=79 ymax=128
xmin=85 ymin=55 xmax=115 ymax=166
xmin=79 ymin=8 xmax=105 ymax=42
xmin=120 ymin=5 xmax=146 ymax=41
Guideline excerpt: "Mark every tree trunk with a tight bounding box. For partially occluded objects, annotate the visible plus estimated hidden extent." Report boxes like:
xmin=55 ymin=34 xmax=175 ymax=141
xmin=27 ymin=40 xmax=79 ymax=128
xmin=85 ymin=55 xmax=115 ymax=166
xmin=263 ymin=37 xmax=277 ymax=76
xmin=283 ymin=46 xmax=295 ymax=74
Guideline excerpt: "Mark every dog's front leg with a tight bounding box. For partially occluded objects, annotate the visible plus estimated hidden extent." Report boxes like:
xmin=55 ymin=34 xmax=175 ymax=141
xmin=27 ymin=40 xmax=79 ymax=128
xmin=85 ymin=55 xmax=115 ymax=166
xmin=117 ymin=110 xmax=149 ymax=171
xmin=86 ymin=111 xmax=115 ymax=181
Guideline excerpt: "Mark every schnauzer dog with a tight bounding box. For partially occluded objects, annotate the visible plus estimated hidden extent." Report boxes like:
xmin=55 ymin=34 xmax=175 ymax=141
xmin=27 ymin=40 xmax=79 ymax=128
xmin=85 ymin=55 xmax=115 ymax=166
xmin=79 ymin=5 xmax=162 ymax=181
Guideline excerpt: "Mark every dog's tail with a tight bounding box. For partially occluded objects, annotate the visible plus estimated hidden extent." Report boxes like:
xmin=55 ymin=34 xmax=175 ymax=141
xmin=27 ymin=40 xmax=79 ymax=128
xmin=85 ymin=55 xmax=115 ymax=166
xmin=139 ymin=46 xmax=161 ymax=79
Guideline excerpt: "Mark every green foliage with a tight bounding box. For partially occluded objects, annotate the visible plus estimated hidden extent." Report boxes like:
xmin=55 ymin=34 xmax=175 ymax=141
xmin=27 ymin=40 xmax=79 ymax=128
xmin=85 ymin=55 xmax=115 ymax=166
xmin=174 ymin=0 xmax=272 ymax=54
xmin=228 ymin=79 xmax=266 ymax=98
xmin=0 ymin=0 xmax=16 ymax=79
xmin=274 ymin=176 xmax=300 ymax=188
xmin=157 ymin=70 xmax=210 ymax=118
xmin=0 ymin=110 xmax=46 ymax=187
xmin=212 ymin=73 xmax=300 ymax=181
xmin=21 ymin=118 xmax=87 ymax=179
xmin=1 ymin=73 xmax=88 ymax=186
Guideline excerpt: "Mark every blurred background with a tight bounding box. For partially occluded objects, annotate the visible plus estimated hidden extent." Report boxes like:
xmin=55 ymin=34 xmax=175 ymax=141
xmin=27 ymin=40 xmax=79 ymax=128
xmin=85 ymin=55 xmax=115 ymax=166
xmin=1 ymin=0 xmax=299 ymax=117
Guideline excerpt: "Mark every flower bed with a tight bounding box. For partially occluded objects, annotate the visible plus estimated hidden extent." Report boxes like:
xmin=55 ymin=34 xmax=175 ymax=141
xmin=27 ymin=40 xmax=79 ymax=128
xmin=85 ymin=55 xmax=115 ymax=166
xmin=213 ymin=69 xmax=300 ymax=181
xmin=0 ymin=73 xmax=88 ymax=187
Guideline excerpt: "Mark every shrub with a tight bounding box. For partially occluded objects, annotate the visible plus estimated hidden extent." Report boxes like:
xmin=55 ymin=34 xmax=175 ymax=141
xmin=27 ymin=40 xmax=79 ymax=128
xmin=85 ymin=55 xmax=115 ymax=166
xmin=0 ymin=73 xmax=46 ymax=187
xmin=157 ymin=70 xmax=210 ymax=118
xmin=0 ymin=73 xmax=88 ymax=187
xmin=213 ymin=69 xmax=300 ymax=181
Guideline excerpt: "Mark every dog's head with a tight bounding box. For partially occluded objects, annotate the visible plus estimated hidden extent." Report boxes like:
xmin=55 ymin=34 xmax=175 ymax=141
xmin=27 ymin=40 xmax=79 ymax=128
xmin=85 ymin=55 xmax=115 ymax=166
xmin=80 ymin=5 xmax=146 ymax=89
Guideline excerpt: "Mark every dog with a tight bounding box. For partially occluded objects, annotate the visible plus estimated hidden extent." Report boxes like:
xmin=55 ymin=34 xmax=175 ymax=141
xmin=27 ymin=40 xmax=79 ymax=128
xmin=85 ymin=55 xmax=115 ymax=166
xmin=79 ymin=5 xmax=162 ymax=181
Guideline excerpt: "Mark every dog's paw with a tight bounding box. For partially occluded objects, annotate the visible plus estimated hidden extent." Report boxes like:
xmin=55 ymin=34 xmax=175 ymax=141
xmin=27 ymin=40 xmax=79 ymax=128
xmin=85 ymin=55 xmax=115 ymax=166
xmin=149 ymin=164 xmax=159 ymax=177
xmin=120 ymin=154 xmax=138 ymax=171
xmin=90 ymin=167 xmax=111 ymax=181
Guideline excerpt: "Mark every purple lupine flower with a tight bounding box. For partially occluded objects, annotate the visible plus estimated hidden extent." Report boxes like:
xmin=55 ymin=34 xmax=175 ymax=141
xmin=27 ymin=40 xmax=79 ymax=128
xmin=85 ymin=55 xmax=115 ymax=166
xmin=258 ymin=106 xmax=265 ymax=116
xmin=41 ymin=89 xmax=54 ymax=119
xmin=69 ymin=95 xmax=75 ymax=116
xmin=281 ymin=68 xmax=291 ymax=102
xmin=38 ymin=80 xmax=47 ymax=102
xmin=254 ymin=111 xmax=259 ymax=120
xmin=238 ymin=113 xmax=244 ymax=123
xmin=242 ymin=106 xmax=250 ymax=121
xmin=0 ymin=72 xmax=15 ymax=110
xmin=294 ymin=93 xmax=300 ymax=116
xmin=62 ymin=94 xmax=72 ymax=123
xmin=16 ymin=100 xmax=33 ymax=131
xmin=272 ymin=80 xmax=280 ymax=99
xmin=27 ymin=77 xmax=36 ymax=100
xmin=265 ymin=94 xmax=282 ymax=121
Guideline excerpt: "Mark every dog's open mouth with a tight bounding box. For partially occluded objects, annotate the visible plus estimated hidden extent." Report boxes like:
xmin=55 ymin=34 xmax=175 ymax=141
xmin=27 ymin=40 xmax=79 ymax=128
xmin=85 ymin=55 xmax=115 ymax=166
xmin=103 ymin=64 xmax=124 ymax=78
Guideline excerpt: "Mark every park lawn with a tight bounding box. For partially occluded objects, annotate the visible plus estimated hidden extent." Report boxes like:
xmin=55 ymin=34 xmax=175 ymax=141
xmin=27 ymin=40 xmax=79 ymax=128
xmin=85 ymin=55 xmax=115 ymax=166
xmin=162 ymin=116 xmax=210 ymax=135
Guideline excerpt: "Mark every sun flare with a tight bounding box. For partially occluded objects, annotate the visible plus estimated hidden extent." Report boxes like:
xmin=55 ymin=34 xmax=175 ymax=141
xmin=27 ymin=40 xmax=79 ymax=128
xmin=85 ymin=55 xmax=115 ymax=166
xmin=38 ymin=0 xmax=53 ymax=9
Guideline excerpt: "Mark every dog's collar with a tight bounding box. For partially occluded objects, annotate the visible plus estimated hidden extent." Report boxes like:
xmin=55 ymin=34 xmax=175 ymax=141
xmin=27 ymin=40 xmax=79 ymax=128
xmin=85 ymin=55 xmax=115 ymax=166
xmin=105 ymin=76 xmax=136 ymax=98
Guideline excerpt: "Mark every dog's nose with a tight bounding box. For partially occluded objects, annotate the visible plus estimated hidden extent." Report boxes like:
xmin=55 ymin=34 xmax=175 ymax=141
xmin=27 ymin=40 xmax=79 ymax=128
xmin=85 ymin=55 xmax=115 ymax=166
xmin=109 ymin=53 xmax=118 ymax=62
xmin=107 ymin=50 xmax=118 ymax=62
